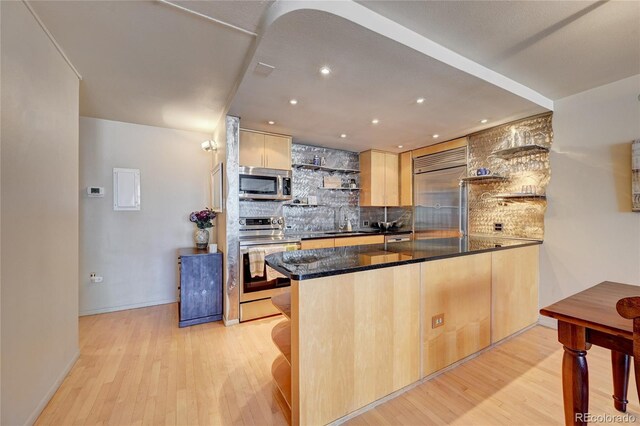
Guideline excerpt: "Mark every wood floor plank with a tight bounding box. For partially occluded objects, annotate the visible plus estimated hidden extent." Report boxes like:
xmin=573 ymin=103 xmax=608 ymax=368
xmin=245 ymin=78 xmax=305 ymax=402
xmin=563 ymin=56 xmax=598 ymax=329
xmin=35 ymin=304 xmax=640 ymax=426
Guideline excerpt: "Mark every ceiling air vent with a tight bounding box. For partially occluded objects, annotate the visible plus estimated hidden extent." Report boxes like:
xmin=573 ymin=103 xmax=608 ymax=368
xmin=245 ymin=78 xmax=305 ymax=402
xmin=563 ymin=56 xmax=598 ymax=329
xmin=414 ymin=146 xmax=467 ymax=174
xmin=254 ymin=62 xmax=275 ymax=77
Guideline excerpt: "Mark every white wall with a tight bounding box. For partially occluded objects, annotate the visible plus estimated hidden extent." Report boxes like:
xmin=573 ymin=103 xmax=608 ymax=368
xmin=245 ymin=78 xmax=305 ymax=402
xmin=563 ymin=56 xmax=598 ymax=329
xmin=79 ymin=117 xmax=212 ymax=315
xmin=540 ymin=75 xmax=640 ymax=325
xmin=1 ymin=2 xmax=80 ymax=424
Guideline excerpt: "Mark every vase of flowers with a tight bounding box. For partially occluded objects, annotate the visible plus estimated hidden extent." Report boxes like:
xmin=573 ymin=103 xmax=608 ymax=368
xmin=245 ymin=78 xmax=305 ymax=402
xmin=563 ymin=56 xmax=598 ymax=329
xmin=189 ymin=208 xmax=216 ymax=249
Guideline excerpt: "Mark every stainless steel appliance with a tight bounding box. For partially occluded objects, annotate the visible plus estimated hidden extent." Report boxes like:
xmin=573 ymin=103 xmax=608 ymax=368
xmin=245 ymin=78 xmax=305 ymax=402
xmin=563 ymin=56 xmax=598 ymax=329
xmin=413 ymin=147 xmax=468 ymax=239
xmin=238 ymin=167 xmax=292 ymax=201
xmin=239 ymin=216 xmax=300 ymax=322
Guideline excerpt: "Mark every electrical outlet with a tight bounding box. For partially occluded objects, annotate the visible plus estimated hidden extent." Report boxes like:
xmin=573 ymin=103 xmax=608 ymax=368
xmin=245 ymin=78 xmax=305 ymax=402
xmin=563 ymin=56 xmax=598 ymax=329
xmin=494 ymin=222 xmax=503 ymax=232
xmin=89 ymin=273 xmax=103 ymax=284
xmin=363 ymin=220 xmax=370 ymax=227
xmin=432 ymin=313 xmax=445 ymax=329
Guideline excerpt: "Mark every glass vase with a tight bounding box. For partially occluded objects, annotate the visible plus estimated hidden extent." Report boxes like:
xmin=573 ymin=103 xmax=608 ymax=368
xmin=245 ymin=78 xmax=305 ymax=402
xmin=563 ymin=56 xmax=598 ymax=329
xmin=194 ymin=228 xmax=209 ymax=249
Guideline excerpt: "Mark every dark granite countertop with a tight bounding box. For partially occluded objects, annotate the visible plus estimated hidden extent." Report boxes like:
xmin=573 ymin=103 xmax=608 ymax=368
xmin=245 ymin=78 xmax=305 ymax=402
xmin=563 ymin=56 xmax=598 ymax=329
xmin=266 ymin=236 xmax=542 ymax=280
xmin=285 ymin=229 xmax=412 ymax=240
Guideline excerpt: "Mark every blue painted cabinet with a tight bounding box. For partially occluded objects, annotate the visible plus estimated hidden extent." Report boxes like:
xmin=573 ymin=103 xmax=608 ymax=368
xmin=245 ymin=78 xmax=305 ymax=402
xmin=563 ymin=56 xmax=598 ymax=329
xmin=177 ymin=248 xmax=223 ymax=327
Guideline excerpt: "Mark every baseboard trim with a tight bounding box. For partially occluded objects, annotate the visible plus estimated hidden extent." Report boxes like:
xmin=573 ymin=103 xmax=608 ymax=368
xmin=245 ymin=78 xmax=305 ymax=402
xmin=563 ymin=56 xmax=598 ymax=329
xmin=25 ymin=349 xmax=80 ymax=426
xmin=538 ymin=315 xmax=558 ymax=329
xmin=223 ymin=314 xmax=239 ymax=326
xmin=79 ymin=298 xmax=176 ymax=316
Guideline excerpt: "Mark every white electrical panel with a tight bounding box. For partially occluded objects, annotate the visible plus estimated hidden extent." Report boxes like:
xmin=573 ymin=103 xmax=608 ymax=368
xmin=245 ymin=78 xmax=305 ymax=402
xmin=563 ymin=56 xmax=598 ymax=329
xmin=113 ymin=168 xmax=140 ymax=211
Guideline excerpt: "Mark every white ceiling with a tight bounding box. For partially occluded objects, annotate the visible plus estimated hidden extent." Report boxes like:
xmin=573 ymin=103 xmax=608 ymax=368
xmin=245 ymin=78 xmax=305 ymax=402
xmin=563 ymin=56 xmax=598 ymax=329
xmin=31 ymin=1 xmax=639 ymax=149
xmin=358 ymin=0 xmax=640 ymax=100
xmin=30 ymin=0 xmax=269 ymax=133
xmin=229 ymin=9 xmax=547 ymax=152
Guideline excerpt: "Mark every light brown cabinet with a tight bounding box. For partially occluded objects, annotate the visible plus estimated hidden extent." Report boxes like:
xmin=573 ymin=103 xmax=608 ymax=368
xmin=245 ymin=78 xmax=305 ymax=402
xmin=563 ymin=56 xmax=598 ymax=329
xmin=421 ymin=253 xmax=492 ymax=376
xmin=334 ymin=234 xmax=384 ymax=247
xmin=300 ymin=235 xmax=385 ymax=250
xmin=300 ymin=238 xmax=335 ymax=250
xmin=239 ymin=130 xmax=265 ymax=168
xmin=491 ymin=245 xmax=539 ymax=343
xmin=399 ymin=151 xmax=412 ymax=206
xmin=272 ymin=245 xmax=539 ymax=425
xmin=360 ymin=150 xmax=399 ymax=206
xmin=421 ymin=245 xmax=539 ymax=376
xmin=239 ymin=129 xmax=291 ymax=170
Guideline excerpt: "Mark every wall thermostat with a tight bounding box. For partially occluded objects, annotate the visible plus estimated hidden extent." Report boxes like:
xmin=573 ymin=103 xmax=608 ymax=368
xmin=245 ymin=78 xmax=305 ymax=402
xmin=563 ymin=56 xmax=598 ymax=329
xmin=87 ymin=187 xmax=105 ymax=197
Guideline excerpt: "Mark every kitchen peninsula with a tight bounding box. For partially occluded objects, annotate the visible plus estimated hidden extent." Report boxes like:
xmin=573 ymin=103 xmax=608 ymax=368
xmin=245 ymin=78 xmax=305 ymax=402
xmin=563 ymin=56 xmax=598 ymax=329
xmin=265 ymin=237 xmax=541 ymax=425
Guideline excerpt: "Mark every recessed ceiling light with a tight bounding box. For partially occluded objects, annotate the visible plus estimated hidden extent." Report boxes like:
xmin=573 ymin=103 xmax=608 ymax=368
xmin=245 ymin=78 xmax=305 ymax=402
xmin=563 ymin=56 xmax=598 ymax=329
xmin=268 ymin=121 xmax=275 ymax=125
xmin=480 ymin=119 xmax=488 ymax=124
xmin=397 ymin=145 xmax=404 ymax=148
xmin=340 ymin=134 xmax=347 ymax=138
xmin=371 ymin=119 xmax=379 ymax=124
xmin=289 ymin=99 xmax=298 ymax=105
xmin=432 ymin=134 xmax=439 ymax=139
xmin=416 ymin=98 xmax=425 ymax=104
xmin=320 ymin=66 xmax=331 ymax=76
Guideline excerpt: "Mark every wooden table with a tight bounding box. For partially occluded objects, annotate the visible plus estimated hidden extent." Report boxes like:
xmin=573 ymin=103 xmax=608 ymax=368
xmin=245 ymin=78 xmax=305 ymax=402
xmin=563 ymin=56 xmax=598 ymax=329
xmin=540 ymin=281 xmax=639 ymax=426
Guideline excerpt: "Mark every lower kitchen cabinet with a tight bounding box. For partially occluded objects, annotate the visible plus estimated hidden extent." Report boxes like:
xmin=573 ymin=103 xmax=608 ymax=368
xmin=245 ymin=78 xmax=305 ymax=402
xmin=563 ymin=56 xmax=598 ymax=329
xmin=177 ymin=248 xmax=223 ymax=327
xmin=491 ymin=245 xmax=539 ymax=343
xmin=300 ymin=238 xmax=335 ymax=250
xmin=422 ymin=253 xmax=492 ymax=376
xmin=300 ymin=235 xmax=385 ymax=250
xmin=421 ymin=246 xmax=540 ymax=376
xmin=334 ymin=235 xmax=384 ymax=247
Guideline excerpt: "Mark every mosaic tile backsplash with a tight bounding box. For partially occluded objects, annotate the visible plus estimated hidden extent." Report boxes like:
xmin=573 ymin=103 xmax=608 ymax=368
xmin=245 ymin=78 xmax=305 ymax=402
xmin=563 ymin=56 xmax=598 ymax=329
xmin=239 ymin=143 xmax=411 ymax=231
xmin=467 ymin=112 xmax=553 ymax=240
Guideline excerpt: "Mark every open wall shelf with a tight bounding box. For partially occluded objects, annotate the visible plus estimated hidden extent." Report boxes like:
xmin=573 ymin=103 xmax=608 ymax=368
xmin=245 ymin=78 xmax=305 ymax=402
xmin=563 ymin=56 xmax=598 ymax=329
xmin=492 ymin=144 xmax=550 ymax=159
xmin=461 ymin=175 xmax=508 ymax=183
xmin=292 ymin=163 xmax=360 ymax=174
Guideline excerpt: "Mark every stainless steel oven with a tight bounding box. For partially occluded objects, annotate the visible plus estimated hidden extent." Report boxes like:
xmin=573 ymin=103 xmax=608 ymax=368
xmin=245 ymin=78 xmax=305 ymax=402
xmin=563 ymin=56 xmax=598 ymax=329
xmin=239 ymin=167 xmax=292 ymax=201
xmin=238 ymin=217 xmax=300 ymax=322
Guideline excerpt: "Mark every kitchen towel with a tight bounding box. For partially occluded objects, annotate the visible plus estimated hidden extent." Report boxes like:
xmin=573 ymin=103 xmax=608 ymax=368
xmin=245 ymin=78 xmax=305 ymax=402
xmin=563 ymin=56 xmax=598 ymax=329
xmin=248 ymin=247 xmax=266 ymax=278
xmin=263 ymin=246 xmax=286 ymax=281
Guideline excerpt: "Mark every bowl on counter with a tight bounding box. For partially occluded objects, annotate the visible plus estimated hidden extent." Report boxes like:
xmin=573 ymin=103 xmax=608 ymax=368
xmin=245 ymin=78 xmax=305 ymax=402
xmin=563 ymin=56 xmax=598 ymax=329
xmin=375 ymin=221 xmax=403 ymax=231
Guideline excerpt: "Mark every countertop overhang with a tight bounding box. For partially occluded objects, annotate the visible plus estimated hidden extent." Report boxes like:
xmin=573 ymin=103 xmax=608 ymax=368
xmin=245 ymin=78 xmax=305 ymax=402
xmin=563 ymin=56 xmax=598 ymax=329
xmin=266 ymin=236 xmax=542 ymax=280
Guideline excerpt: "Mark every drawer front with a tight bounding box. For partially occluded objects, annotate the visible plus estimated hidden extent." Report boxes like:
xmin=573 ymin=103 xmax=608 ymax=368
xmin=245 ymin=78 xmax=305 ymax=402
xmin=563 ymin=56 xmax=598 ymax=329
xmin=300 ymin=238 xmax=335 ymax=250
xmin=334 ymin=235 xmax=384 ymax=247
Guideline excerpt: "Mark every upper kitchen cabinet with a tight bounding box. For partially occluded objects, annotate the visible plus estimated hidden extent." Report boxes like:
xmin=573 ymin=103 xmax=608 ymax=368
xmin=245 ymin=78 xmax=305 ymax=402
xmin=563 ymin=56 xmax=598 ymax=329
xmin=400 ymin=151 xmax=413 ymax=206
xmin=239 ymin=129 xmax=292 ymax=170
xmin=360 ymin=150 xmax=399 ymax=207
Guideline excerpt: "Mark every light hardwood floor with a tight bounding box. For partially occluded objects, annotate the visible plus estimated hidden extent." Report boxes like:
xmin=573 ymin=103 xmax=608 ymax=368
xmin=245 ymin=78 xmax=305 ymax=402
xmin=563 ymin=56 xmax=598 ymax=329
xmin=36 ymin=303 xmax=639 ymax=426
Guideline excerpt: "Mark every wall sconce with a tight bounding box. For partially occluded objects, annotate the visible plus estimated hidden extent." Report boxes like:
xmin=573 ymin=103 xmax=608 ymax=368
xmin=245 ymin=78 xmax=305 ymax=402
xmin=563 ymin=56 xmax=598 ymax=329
xmin=201 ymin=140 xmax=217 ymax=152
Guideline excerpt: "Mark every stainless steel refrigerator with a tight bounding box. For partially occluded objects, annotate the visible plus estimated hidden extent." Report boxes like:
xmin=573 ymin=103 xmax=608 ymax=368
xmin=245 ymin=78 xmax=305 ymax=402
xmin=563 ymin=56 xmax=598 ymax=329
xmin=413 ymin=147 xmax=468 ymax=239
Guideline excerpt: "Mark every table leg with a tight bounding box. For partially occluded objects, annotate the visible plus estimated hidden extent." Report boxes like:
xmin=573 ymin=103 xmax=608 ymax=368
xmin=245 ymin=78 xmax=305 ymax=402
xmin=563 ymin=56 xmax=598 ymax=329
xmin=611 ymin=350 xmax=630 ymax=412
xmin=558 ymin=322 xmax=589 ymax=426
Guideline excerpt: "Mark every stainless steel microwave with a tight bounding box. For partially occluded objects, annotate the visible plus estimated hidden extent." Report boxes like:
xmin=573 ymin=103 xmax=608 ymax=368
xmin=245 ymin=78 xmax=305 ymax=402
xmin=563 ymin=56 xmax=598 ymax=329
xmin=239 ymin=167 xmax=292 ymax=201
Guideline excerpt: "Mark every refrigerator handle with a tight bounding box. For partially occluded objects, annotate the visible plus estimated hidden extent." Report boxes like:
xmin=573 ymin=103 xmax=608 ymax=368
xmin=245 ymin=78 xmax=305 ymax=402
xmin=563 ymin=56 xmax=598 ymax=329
xmin=459 ymin=181 xmax=465 ymax=236
xmin=459 ymin=182 xmax=462 ymax=235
